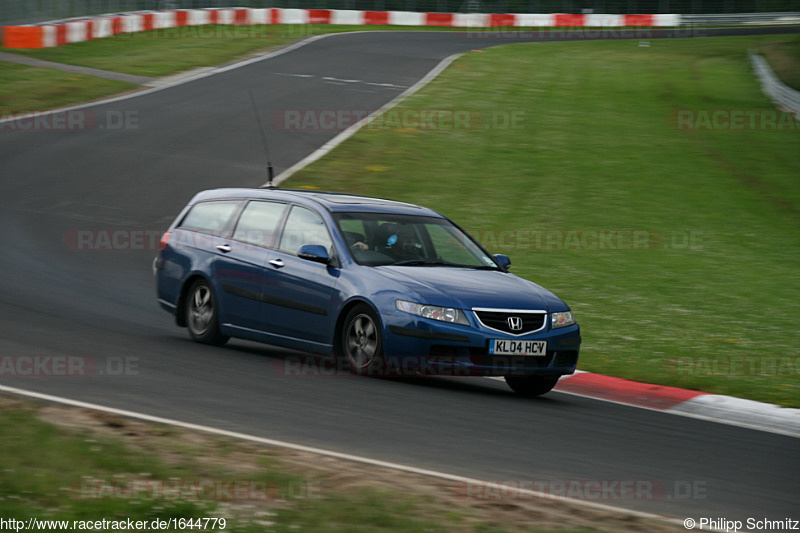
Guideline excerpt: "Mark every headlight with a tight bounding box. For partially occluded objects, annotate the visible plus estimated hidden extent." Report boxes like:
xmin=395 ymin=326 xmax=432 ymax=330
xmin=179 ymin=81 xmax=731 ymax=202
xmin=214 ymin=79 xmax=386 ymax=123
xmin=551 ymin=311 xmax=576 ymax=329
xmin=396 ymin=300 xmax=470 ymax=326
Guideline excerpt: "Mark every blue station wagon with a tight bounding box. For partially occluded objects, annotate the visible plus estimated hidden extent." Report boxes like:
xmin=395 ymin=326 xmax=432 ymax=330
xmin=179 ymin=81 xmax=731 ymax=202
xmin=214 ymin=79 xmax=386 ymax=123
xmin=154 ymin=188 xmax=581 ymax=396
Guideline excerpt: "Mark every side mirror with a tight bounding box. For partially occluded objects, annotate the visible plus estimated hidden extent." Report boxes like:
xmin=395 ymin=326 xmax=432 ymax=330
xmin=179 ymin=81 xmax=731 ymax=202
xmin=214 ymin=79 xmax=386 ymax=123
xmin=493 ymin=254 xmax=511 ymax=270
xmin=298 ymin=244 xmax=331 ymax=265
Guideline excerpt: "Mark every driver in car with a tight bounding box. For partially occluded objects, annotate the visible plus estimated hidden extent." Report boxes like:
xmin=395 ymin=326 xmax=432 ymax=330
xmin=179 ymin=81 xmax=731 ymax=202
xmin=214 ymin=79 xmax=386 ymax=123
xmin=385 ymin=225 xmax=424 ymax=260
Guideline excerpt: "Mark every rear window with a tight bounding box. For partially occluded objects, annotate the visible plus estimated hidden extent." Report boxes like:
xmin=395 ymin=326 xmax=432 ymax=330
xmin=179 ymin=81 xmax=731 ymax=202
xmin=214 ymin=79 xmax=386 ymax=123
xmin=179 ymin=201 xmax=241 ymax=235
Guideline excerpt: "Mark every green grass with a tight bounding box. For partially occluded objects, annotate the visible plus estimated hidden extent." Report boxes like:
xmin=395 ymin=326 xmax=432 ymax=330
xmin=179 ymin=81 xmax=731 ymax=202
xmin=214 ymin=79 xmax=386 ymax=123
xmin=1 ymin=24 xmax=465 ymax=78
xmin=0 ymin=402 xmax=600 ymax=532
xmin=0 ymin=24 xmax=453 ymax=114
xmin=282 ymin=35 xmax=800 ymax=407
xmin=0 ymin=24 xmax=369 ymax=114
xmin=0 ymin=62 xmax=135 ymax=114
xmin=0 ymin=408 xmax=218 ymax=527
xmin=3 ymin=25 xmax=324 ymax=77
xmin=759 ymin=34 xmax=800 ymax=90
xmin=3 ymin=24 xmax=798 ymax=115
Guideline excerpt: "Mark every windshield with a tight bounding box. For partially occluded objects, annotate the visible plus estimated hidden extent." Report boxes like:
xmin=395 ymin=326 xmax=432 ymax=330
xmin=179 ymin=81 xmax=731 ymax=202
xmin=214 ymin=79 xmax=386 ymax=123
xmin=334 ymin=212 xmax=499 ymax=269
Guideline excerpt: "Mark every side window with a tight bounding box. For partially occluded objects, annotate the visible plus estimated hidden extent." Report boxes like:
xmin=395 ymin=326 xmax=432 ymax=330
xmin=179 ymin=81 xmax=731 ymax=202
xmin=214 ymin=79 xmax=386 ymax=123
xmin=279 ymin=206 xmax=333 ymax=255
xmin=232 ymin=201 xmax=287 ymax=248
xmin=179 ymin=201 xmax=241 ymax=235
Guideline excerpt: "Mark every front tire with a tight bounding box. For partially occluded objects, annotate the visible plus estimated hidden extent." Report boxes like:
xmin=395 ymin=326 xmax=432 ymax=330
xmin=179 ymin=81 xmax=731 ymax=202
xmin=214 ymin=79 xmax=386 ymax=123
xmin=185 ymin=279 xmax=229 ymax=346
xmin=341 ymin=305 xmax=384 ymax=375
xmin=505 ymin=375 xmax=559 ymax=397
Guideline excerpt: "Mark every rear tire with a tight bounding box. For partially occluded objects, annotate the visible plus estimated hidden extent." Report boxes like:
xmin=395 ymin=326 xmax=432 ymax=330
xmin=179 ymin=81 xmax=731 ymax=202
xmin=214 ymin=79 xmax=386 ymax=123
xmin=505 ymin=375 xmax=559 ymax=397
xmin=341 ymin=304 xmax=384 ymax=375
xmin=185 ymin=279 xmax=229 ymax=346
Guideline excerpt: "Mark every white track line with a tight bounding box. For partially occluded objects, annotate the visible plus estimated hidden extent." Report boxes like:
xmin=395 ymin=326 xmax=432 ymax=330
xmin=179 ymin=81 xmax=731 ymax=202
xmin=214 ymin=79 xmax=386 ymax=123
xmin=0 ymin=31 xmax=364 ymax=126
xmin=0 ymin=383 xmax=684 ymax=528
xmin=267 ymin=51 xmax=463 ymax=186
xmin=488 ymin=374 xmax=800 ymax=438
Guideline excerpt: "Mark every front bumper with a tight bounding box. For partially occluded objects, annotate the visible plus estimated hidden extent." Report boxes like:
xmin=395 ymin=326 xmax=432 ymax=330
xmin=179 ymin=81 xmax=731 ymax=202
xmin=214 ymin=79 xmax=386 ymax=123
xmin=382 ymin=312 xmax=581 ymax=377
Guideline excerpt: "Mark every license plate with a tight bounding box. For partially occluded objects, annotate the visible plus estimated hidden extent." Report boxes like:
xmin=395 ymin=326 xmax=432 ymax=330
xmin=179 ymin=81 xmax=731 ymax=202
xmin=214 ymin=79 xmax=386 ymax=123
xmin=489 ymin=339 xmax=547 ymax=356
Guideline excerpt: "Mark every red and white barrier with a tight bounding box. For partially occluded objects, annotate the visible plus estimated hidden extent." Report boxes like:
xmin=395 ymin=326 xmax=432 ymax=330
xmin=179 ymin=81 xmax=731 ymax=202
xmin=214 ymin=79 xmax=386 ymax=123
xmin=1 ymin=7 xmax=680 ymax=49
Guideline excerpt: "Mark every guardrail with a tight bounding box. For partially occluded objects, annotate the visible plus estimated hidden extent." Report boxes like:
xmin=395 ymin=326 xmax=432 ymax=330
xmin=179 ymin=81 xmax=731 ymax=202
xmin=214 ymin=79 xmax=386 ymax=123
xmin=4 ymin=2 xmax=800 ymax=26
xmin=749 ymin=50 xmax=800 ymax=118
xmin=681 ymin=11 xmax=800 ymax=26
xmin=0 ymin=8 xmax=681 ymax=49
xmin=3 ymin=6 xmax=798 ymax=49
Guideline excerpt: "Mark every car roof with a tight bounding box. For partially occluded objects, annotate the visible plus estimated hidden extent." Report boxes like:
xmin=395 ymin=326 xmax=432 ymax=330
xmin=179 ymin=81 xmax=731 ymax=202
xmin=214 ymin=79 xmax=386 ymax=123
xmin=190 ymin=188 xmax=444 ymax=217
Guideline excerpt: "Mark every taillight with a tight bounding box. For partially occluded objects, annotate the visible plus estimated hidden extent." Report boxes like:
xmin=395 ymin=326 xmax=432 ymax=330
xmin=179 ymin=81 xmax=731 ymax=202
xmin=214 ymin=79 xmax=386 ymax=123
xmin=159 ymin=232 xmax=171 ymax=250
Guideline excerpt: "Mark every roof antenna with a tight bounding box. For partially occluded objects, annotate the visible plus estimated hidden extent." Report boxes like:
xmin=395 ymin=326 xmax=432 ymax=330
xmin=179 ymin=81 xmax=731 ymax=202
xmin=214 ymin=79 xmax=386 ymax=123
xmin=249 ymin=89 xmax=275 ymax=189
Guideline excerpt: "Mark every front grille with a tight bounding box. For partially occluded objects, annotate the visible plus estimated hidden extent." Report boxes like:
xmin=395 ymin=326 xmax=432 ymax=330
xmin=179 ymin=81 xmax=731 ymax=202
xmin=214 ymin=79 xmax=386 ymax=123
xmin=473 ymin=310 xmax=546 ymax=335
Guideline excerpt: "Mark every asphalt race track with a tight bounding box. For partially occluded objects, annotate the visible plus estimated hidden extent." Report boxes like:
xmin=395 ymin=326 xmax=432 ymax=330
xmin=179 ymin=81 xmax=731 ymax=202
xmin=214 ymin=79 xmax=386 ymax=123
xmin=1 ymin=28 xmax=798 ymax=524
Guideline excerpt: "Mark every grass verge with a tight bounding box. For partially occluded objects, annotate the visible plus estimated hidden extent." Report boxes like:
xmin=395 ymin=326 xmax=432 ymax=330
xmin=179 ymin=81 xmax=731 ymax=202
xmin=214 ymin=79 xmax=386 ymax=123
xmin=1 ymin=394 xmax=673 ymax=532
xmin=759 ymin=34 xmax=800 ymax=90
xmin=2 ymin=25 xmax=346 ymax=77
xmin=282 ymin=35 xmax=800 ymax=407
xmin=0 ymin=24 xmax=454 ymax=114
xmin=0 ymin=62 xmax=136 ymax=115
xmin=0 ymin=24 xmax=331 ymax=114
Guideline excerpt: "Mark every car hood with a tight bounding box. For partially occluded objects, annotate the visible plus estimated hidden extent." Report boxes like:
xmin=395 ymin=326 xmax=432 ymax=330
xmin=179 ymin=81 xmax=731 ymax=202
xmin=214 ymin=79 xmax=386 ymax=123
xmin=373 ymin=266 xmax=566 ymax=312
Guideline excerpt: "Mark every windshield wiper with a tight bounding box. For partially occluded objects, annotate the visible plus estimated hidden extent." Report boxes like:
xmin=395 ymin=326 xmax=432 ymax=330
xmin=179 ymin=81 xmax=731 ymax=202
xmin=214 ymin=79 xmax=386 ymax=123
xmin=392 ymin=259 xmax=457 ymax=267
xmin=392 ymin=259 xmax=497 ymax=270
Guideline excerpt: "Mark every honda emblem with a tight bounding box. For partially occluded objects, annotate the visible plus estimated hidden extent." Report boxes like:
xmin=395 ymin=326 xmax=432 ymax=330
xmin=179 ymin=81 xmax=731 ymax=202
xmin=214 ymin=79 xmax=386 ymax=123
xmin=507 ymin=316 xmax=523 ymax=331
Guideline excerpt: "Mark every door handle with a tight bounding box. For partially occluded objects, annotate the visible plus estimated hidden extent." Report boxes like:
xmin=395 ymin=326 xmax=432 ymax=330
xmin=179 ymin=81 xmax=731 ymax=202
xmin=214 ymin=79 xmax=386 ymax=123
xmin=216 ymin=244 xmax=232 ymax=253
xmin=269 ymin=259 xmax=285 ymax=268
